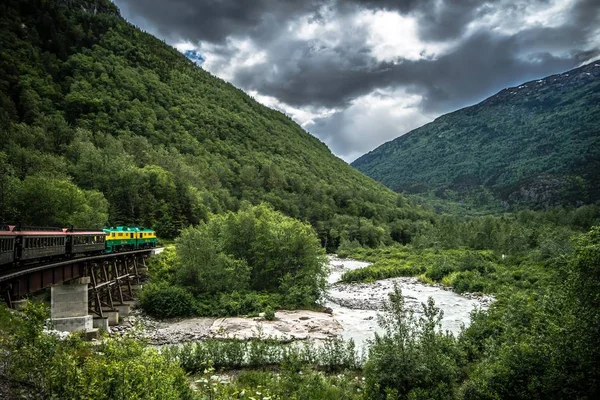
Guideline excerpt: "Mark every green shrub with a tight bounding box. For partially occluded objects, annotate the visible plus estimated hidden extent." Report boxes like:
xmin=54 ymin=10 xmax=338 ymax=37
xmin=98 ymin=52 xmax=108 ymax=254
xmin=1 ymin=302 xmax=192 ymax=400
xmin=264 ymin=306 xmax=276 ymax=321
xmin=176 ymin=204 xmax=328 ymax=309
xmin=147 ymin=245 xmax=178 ymax=283
xmin=138 ymin=282 xmax=196 ymax=318
xmin=363 ymin=286 xmax=461 ymax=399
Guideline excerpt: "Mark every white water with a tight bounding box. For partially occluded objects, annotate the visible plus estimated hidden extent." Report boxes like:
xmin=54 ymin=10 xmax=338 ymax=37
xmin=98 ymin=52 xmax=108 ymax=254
xmin=141 ymin=255 xmax=491 ymax=348
xmin=324 ymin=256 xmax=490 ymax=349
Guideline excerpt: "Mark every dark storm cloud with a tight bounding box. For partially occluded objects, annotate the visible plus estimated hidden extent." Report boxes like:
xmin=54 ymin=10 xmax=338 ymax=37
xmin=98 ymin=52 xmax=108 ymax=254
xmin=116 ymin=0 xmax=324 ymax=44
xmin=114 ymin=0 xmax=600 ymax=159
xmin=118 ymin=0 xmax=488 ymax=44
xmin=233 ymin=26 xmax=596 ymax=113
xmin=116 ymin=0 xmax=599 ymax=111
xmin=338 ymin=0 xmax=487 ymax=41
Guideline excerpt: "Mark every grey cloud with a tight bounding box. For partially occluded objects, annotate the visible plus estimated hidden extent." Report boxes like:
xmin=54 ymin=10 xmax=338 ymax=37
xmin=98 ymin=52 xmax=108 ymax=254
xmin=232 ymin=26 xmax=595 ymax=113
xmin=339 ymin=0 xmax=490 ymax=41
xmin=113 ymin=0 xmax=600 ymax=160
xmin=117 ymin=0 xmax=324 ymax=44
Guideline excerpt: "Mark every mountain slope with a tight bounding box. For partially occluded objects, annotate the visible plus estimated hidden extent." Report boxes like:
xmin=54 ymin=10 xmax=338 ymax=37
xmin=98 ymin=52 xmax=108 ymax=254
xmin=352 ymin=63 xmax=600 ymax=210
xmin=0 ymin=0 xmax=428 ymax=248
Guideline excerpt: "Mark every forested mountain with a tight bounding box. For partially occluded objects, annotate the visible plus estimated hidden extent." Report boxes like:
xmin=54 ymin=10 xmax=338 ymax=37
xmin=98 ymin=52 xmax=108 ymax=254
xmin=352 ymin=63 xmax=600 ymax=210
xmin=0 ymin=0 xmax=428 ymax=247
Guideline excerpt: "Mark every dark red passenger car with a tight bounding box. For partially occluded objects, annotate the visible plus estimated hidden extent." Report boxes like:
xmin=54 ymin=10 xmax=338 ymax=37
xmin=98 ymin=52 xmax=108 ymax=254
xmin=13 ymin=226 xmax=67 ymax=262
xmin=0 ymin=225 xmax=16 ymax=267
xmin=65 ymin=228 xmax=106 ymax=255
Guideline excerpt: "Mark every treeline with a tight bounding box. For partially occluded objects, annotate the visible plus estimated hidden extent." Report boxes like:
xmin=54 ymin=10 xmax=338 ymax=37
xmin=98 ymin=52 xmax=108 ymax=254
xmin=0 ymin=0 xmax=427 ymax=246
xmin=341 ymin=204 xmax=600 ymax=293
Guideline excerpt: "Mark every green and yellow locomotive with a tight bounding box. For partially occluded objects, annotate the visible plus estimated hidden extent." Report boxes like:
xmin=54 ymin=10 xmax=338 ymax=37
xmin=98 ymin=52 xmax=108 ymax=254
xmin=103 ymin=226 xmax=157 ymax=253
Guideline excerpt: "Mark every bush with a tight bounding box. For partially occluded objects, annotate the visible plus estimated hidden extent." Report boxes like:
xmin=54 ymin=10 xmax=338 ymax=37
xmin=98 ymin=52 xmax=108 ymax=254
xmin=363 ymin=285 xmax=461 ymax=399
xmin=0 ymin=302 xmax=193 ymax=400
xmin=264 ymin=306 xmax=276 ymax=321
xmin=147 ymin=245 xmax=178 ymax=283
xmin=165 ymin=337 xmax=361 ymax=372
xmin=176 ymin=204 xmax=328 ymax=309
xmin=138 ymin=282 xmax=196 ymax=318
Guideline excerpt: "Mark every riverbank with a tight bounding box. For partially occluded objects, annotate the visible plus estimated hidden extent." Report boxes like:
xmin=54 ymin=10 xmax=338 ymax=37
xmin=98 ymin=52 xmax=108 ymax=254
xmin=126 ymin=255 xmax=491 ymax=347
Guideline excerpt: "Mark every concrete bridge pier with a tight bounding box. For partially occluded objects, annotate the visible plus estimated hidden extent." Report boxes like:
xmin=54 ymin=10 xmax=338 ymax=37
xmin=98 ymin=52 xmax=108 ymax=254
xmin=51 ymin=277 xmax=94 ymax=333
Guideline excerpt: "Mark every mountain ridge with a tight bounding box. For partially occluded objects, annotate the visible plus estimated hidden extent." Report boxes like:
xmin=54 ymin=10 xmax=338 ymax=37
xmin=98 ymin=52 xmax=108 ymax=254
xmin=0 ymin=0 xmax=427 ymax=248
xmin=352 ymin=61 xmax=600 ymax=210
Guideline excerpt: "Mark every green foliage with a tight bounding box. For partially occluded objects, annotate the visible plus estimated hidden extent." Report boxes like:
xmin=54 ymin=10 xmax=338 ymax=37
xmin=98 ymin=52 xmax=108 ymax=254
xmin=176 ymin=204 xmax=328 ymax=307
xmin=0 ymin=302 xmax=192 ymax=399
xmin=353 ymin=63 xmax=600 ymax=210
xmin=3 ymin=174 xmax=108 ymax=227
xmin=138 ymin=205 xmax=328 ymax=318
xmin=455 ymin=225 xmax=600 ymax=399
xmin=146 ymin=245 xmax=177 ymax=282
xmin=138 ymin=282 xmax=196 ymax=319
xmin=0 ymin=0 xmax=427 ymax=240
xmin=165 ymin=337 xmax=361 ymax=372
xmin=176 ymin=222 xmax=251 ymax=294
xmin=341 ymin=207 xmax=600 ymax=294
xmin=191 ymin=369 xmax=365 ymax=400
xmin=264 ymin=306 xmax=276 ymax=321
xmin=363 ymin=285 xmax=461 ymax=400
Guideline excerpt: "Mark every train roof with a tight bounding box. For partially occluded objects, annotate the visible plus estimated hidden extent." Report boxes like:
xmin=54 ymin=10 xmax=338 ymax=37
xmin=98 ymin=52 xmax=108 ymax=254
xmin=0 ymin=225 xmax=15 ymax=236
xmin=1 ymin=225 xmax=105 ymax=236
xmin=66 ymin=230 xmax=106 ymax=235
xmin=13 ymin=229 xmax=67 ymax=236
xmin=65 ymin=227 xmax=105 ymax=235
xmin=103 ymin=226 xmax=155 ymax=232
xmin=14 ymin=225 xmax=63 ymax=232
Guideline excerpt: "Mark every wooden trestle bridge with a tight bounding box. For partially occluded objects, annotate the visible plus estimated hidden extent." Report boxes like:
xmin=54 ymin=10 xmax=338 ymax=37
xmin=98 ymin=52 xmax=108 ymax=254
xmin=0 ymin=249 xmax=157 ymax=328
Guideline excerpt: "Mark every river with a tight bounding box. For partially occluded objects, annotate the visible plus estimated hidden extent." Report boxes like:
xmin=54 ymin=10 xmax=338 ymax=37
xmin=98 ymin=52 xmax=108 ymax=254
xmin=138 ymin=255 xmax=492 ymax=348
xmin=324 ymin=256 xmax=492 ymax=348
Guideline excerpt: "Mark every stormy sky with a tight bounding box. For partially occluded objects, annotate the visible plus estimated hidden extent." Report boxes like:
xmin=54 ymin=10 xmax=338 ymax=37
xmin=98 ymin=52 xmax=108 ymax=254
xmin=114 ymin=0 xmax=600 ymax=162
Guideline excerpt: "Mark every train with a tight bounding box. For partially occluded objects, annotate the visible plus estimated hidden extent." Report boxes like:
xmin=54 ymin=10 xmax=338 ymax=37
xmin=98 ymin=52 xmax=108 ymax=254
xmin=0 ymin=225 xmax=157 ymax=270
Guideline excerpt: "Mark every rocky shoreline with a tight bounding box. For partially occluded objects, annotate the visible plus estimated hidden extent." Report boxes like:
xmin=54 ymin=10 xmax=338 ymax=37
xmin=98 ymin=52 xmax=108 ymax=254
xmin=116 ymin=310 xmax=341 ymax=346
xmin=102 ymin=256 xmax=493 ymax=347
